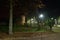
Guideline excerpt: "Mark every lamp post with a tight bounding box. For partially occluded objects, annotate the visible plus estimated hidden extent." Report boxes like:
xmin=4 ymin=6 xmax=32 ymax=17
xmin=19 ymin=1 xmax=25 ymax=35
xmin=39 ymin=14 xmax=44 ymax=29
xmin=39 ymin=14 xmax=44 ymax=40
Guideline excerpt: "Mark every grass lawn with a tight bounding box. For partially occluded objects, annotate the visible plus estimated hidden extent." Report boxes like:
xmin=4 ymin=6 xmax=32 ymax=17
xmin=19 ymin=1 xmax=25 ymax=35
xmin=13 ymin=24 xmax=48 ymax=32
xmin=52 ymin=26 xmax=60 ymax=32
xmin=0 ymin=25 xmax=9 ymax=33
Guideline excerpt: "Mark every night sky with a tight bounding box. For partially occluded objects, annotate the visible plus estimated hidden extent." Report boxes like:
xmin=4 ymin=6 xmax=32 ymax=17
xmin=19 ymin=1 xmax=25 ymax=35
xmin=0 ymin=0 xmax=9 ymax=19
xmin=43 ymin=0 xmax=60 ymax=17
xmin=0 ymin=0 xmax=60 ymax=19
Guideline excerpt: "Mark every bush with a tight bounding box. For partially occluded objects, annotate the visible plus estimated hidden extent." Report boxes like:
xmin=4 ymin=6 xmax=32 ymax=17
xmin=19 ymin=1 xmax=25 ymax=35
xmin=0 ymin=25 xmax=9 ymax=33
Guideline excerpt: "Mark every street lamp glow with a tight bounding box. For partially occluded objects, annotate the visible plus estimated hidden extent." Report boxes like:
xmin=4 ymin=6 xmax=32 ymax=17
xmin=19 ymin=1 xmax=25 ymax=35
xmin=39 ymin=14 xmax=44 ymax=18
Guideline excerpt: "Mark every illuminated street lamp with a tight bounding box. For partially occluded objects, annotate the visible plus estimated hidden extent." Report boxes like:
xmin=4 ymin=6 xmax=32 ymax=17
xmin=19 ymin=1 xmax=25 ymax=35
xmin=39 ymin=14 xmax=44 ymax=23
xmin=39 ymin=14 xmax=44 ymax=18
xmin=39 ymin=14 xmax=44 ymax=30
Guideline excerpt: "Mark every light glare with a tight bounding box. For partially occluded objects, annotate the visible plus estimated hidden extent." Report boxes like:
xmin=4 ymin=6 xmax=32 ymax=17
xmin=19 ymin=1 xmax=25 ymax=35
xmin=39 ymin=14 xmax=44 ymax=18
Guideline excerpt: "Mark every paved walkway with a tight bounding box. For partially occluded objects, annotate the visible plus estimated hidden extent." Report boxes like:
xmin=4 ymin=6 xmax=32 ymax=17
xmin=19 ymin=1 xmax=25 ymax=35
xmin=3 ymin=32 xmax=60 ymax=40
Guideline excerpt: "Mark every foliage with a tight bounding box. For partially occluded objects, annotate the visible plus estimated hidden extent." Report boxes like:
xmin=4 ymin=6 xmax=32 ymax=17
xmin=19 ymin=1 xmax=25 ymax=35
xmin=45 ymin=18 xmax=54 ymax=26
xmin=13 ymin=23 xmax=46 ymax=32
xmin=45 ymin=18 xmax=55 ymax=31
xmin=0 ymin=25 xmax=9 ymax=33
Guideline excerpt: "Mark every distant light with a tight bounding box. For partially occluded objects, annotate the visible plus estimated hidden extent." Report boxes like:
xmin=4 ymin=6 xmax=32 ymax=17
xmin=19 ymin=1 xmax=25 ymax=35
xmin=39 ymin=14 xmax=44 ymax=18
xmin=31 ymin=18 xmax=34 ymax=21
xmin=51 ymin=18 xmax=53 ymax=20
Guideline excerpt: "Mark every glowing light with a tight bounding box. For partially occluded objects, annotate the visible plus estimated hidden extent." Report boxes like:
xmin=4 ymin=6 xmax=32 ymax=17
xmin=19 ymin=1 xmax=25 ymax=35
xmin=39 ymin=14 xmax=44 ymax=18
xmin=31 ymin=18 xmax=34 ymax=21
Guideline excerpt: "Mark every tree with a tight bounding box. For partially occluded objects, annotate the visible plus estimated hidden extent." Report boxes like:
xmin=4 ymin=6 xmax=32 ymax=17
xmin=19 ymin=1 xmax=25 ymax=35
xmin=13 ymin=0 xmax=45 ymax=25
xmin=9 ymin=0 xmax=45 ymax=33
xmin=9 ymin=0 xmax=13 ymax=35
xmin=45 ymin=18 xmax=54 ymax=31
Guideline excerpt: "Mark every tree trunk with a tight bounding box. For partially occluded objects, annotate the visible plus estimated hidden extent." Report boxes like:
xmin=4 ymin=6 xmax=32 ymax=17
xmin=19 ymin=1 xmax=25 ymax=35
xmin=21 ymin=15 xmax=25 ymax=25
xmin=9 ymin=0 xmax=13 ymax=35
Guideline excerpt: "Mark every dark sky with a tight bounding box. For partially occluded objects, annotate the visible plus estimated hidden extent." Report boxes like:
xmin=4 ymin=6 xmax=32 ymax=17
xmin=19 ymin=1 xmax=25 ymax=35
xmin=0 ymin=0 xmax=60 ymax=19
xmin=0 ymin=0 xmax=9 ymax=19
xmin=43 ymin=0 xmax=60 ymax=17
